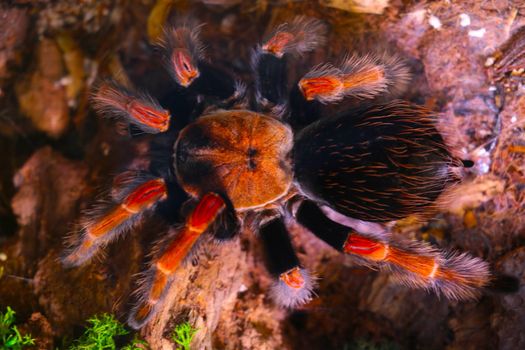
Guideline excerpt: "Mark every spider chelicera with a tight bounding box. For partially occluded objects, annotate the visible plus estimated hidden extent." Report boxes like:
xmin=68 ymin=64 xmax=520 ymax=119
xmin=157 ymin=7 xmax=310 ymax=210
xmin=62 ymin=16 xmax=490 ymax=329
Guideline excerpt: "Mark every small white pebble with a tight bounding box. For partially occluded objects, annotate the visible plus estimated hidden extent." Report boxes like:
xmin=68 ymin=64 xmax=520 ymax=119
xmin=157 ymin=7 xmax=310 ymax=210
xmin=238 ymin=284 xmax=248 ymax=293
xmin=59 ymin=76 xmax=72 ymax=87
xmin=488 ymin=86 xmax=497 ymax=92
xmin=0 ymin=252 xmax=7 ymax=261
xmin=473 ymin=147 xmax=489 ymax=158
xmin=469 ymin=28 xmax=486 ymax=38
xmin=485 ymin=57 xmax=496 ymax=67
xmin=511 ymin=115 xmax=517 ymax=123
xmin=473 ymin=148 xmax=491 ymax=174
xmin=479 ymin=162 xmax=490 ymax=174
xmin=429 ymin=15 xmax=442 ymax=30
xmin=459 ymin=13 xmax=471 ymax=27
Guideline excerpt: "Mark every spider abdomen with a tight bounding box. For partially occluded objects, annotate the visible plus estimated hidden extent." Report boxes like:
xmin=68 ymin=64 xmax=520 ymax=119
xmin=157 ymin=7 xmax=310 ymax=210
xmin=293 ymin=101 xmax=462 ymax=222
xmin=174 ymin=110 xmax=293 ymax=210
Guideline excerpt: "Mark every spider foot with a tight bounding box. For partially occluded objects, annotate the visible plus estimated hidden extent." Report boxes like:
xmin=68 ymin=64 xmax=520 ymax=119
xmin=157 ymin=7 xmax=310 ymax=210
xmin=260 ymin=216 xmax=316 ymax=308
xmin=261 ymin=16 xmax=327 ymax=58
xmin=92 ymin=80 xmax=171 ymax=134
xmin=253 ymin=16 xmax=327 ymax=111
xmin=270 ymin=266 xmax=316 ymax=308
xmin=158 ymin=19 xmax=204 ymax=88
xmin=62 ymin=176 xmax=167 ymax=267
xmin=344 ymin=234 xmax=490 ymax=300
xmin=298 ymin=52 xmax=410 ymax=104
xmin=296 ymin=200 xmax=490 ymax=301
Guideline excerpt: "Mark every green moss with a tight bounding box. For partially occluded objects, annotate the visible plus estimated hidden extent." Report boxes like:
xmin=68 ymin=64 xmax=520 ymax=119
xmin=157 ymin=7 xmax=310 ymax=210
xmin=121 ymin=336 xmax=149 ymax=350
xmin=0 ymin=306 xmax=35 ymax=349
xmin=171 ymin=322 xmax=198 ymax=350
xmin=68 ymin=314 xmax=148 ymax=350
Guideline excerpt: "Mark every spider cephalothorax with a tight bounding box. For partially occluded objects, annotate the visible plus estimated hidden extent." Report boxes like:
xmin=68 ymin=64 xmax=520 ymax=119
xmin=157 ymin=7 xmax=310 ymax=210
xmin=175 ymin=110 xmax=293 ymax=210
xmin=62 ymin=16 xmax=490 ymax=329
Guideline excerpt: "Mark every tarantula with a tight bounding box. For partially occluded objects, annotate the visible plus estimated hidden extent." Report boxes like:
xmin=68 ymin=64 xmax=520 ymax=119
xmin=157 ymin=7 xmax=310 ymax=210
xmin=62 ymin=17 xmax=490 ymax=329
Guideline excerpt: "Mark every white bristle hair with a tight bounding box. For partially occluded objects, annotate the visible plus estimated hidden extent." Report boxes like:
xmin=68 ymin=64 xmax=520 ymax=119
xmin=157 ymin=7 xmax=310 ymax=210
xmin=270 ymin=267 xmax=317 ymax=308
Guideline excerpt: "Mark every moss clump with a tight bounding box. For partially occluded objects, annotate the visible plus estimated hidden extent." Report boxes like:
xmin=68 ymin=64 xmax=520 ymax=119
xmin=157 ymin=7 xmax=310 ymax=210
xmin=171 ymin=322 xmax=198 ymax=350
xmin=69 ymin=313 xmax=147 ymax=350
xmin=0 ymin=306 xmax=35 ymax=349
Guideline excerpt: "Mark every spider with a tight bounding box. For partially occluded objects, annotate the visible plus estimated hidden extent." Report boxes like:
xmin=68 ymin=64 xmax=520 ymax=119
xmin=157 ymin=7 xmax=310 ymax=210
xmin=62 ymin=16 xmax=490 ymax=330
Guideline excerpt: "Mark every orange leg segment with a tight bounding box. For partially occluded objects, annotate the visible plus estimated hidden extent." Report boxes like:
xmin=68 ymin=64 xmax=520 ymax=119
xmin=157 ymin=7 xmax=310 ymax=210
xmin=296 ymin=200 xmax=489 ymax=301
xmin=344 ymin=233 xmax=438 ymax=279
xmin=343 ymin=232 xmax=489 ymax=300
xmin=170 ymin=49 xmax=200 ymax=88
xmin=127 ymin=100 xmax=170 ymax=132
xmin=262 ymin=31 xmax=295 ymax=57
xmin=298 ymin=68 xmax=385 ymax=103
xmin=341 ymin=67 xmax=385 ymax=91
xmin=93 ymin=81 xmax=171 ymax=133
xmin=62 ymin=178 xmax=167 ymax=267
xmin=128 ymin=193 xmax=226 ymax=329
xmin=298 ymin=76 xmax=343 ymax=101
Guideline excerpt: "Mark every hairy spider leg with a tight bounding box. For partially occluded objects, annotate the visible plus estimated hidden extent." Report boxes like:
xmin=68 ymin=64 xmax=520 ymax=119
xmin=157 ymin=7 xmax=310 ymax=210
xmin=210 ymin=197 xmax=241 ymax=241
xmin=160 ymin=21 xmax=243 ymax=106
xmin=296 ymin=201 xmax=490 ymax=301
xmin=159 ymin=20 xmax=204 ymax=88
xmin=192 ymin=62 xmax=242 ymax=104
xmin=253 ymin=51 xmax=288 ymax=109
xmin=297 ymin=52 xmax=410 ymax=104
xmin=62 ymin=176 xmax=168 ymax=267
xmin=92 ymin=80 xmax=171 ymax=133
xmin=343 ymin=233 xmax=490 ymax=301
xmin=128 ymin=193 xmax=226 ymax=329
xmin=288 ymin=84 xmax=323 ymax=129
xmin=253 ymin=16 xmax=327 ymax=113
xmin=259 ymin=217 xmax=315 ymax=308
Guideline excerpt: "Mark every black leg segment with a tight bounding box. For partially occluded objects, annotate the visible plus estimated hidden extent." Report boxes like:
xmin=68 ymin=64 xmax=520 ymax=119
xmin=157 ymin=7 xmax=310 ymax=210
xmin=295 ymin=200 xmax=348 ymax=252
xmin=254 ymin=16 xmax=327 ymax=113
xmin=254 ymin=51 xmax=288 ymax=108
xmin=259 ymin=216 xmax=315 ymax=308
xmin=260 ymin=217 xmax=300 ymax=276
